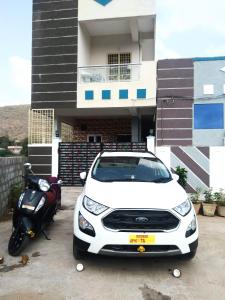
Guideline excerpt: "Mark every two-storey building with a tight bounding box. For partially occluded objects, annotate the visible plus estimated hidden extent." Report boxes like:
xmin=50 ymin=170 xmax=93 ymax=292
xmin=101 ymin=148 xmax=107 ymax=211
xmin=29 ymin=0 xmax=156 ymax=178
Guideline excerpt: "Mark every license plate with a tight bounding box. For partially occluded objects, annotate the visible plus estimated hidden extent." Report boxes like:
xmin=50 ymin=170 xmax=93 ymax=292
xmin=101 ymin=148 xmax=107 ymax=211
xmin=129 ymin=234 xmax=156 ymax=244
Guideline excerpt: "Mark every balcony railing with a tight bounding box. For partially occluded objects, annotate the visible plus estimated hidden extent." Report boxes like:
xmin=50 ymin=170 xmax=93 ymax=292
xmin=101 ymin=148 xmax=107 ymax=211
xmin=79 ymin=64 xmax=141 ymax=83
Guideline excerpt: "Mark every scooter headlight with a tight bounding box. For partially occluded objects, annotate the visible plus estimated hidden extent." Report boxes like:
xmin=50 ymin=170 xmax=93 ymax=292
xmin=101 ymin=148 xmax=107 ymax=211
xmin=38 ymin=179 xmax=50 ymax=192
xmin=35 ymin=197 xmax=46 ymax=213
xmin=18 ymin=193 xmax=25 ymax=208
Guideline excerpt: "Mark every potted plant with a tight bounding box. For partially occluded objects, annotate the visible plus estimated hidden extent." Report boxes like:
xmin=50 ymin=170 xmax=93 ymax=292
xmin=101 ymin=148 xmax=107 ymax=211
xmin=202 ymin=188 xmax=217 ymax=217
xmin=214 ymin=189 xmax=225 ymax=217
xmin=190 ymin=188 xmax=203 ymax=215
xmin=175 ymin=166 xmax=188 ymax=189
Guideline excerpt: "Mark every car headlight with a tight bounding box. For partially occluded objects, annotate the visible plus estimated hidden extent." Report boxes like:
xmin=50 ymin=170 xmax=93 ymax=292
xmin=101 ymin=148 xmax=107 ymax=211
xmin=173 ymin=199 xmax=191 ymax=216
xmin=83 ymin=196 xmax=108 ymax=215
xmin=38 ymin=179 xmax=50 ymax=192
xmin=35 ymin=197 xmax=46 ymax=213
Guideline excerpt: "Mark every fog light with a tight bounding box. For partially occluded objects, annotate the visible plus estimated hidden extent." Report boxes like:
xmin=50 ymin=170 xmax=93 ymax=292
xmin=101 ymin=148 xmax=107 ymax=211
xmin=79 ymin=213 xmax=95 ymax=237
xmin=186 ymin=216 xmax=197 ymax=238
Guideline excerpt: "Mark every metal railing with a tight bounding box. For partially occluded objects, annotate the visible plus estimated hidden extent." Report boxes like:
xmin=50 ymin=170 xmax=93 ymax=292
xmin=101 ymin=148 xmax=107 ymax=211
xmin=79 ymin=64 xmax=141 ymax=83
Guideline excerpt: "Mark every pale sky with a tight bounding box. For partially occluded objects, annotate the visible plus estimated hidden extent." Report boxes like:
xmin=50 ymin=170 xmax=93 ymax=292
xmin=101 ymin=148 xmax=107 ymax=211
xmin=1 ymin=0 xmax=225 ymax=107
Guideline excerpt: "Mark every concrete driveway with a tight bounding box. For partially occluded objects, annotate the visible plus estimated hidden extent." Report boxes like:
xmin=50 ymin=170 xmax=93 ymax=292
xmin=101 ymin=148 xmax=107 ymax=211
xmin=0 ymin=187 xmax=225 ymax=300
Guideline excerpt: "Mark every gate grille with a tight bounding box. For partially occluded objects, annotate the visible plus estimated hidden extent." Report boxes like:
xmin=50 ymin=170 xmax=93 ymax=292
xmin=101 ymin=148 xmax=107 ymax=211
xmin=59 ymin=142 xmax=146 ymax=186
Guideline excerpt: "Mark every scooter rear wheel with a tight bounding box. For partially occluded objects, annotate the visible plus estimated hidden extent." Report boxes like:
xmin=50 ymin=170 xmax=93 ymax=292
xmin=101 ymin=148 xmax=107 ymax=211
xmin=8 ymin=227 xmax=29 ymax=256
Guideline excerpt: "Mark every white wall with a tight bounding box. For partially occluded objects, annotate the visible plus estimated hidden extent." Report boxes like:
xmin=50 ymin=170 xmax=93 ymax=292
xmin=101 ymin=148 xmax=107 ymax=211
xmin=210 ymin=147 xmax=225 ymax=191
xmin=78 ymin=24 xmax=91 ymax=67
xmin=77 ymin=61 xmax=156 ymax=108
xmin=79 ymin=0 xmax=155 ymax=21
xmin=90 ymin=34 xmax=140 ymax=65
xmin=155 ymin=146 xmax=171 ymax=169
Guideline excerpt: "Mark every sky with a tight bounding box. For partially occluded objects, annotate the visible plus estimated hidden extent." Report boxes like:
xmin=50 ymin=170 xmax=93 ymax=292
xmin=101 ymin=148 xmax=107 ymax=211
xmin=1 ymin=0 xmax=225 ymax=107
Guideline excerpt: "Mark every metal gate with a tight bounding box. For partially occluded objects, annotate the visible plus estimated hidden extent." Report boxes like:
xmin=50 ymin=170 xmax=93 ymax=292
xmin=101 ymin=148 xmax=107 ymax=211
xmin=59 ymin=142 xmax=146 ymax=186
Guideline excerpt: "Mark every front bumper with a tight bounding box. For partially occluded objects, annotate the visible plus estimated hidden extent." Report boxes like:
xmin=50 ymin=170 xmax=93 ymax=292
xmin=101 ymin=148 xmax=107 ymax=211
xmin=74 ymin=206 xmax=199 ymax=257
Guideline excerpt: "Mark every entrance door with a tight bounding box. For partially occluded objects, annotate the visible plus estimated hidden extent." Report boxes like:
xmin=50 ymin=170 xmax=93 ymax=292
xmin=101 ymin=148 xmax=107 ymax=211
xmin=87 ymin=135 xmax=102 ymax=143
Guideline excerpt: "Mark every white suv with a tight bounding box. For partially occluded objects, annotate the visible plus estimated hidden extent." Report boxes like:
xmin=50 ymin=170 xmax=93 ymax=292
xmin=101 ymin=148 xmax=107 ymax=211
xmin=73 ymin=151 xmax=198 ymax=259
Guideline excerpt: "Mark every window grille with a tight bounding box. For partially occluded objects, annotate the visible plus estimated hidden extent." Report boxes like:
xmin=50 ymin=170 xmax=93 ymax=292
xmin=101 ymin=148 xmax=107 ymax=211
xmin=29 ymin=109 xmax=54 ymax=144
xmin=108 ymin=53 xmax=131 ymax=81
xmin=61 ymin=122 xmax=74 ymax=142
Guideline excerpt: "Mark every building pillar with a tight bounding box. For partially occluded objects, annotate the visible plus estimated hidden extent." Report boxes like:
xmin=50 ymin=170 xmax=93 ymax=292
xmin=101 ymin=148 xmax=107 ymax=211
xmin=52 ymin=117 xmax=61 ymax=177
xmin=131 ymin=117 xmax=139 ymax=142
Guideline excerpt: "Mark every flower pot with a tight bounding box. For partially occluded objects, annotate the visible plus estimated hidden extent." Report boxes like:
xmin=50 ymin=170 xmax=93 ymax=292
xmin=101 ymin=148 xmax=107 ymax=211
xmin=192 ymin=203 xmax=201 ymax=215
xmin=202 ymin=203 xmax=217 ymax=217
xmin=217 ymin=205 xmax=225 ymax=217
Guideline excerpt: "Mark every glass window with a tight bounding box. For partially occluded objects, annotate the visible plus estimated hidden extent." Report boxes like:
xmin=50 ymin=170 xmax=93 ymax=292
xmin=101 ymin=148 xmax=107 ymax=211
xmin=92 ymin=156 xmax=172 ymax=183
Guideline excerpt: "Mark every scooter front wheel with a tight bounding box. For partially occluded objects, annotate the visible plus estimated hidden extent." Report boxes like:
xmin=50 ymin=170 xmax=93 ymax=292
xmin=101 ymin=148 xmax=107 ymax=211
xmin=8 ymin=227 xmax=29 ymax=256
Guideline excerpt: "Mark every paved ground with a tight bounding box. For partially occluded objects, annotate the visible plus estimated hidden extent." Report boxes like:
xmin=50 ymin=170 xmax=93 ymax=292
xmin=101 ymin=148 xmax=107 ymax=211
xmin=0 ymin=187 xmax=225 ymax=300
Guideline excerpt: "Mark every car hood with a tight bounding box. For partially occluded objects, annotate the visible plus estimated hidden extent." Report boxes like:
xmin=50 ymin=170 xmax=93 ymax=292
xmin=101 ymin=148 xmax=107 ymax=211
xmin=84 ymin=178 xmax=187 ymax=209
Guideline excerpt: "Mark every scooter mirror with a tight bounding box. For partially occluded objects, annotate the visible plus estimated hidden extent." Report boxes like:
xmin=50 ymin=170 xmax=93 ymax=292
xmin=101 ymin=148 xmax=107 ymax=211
xmin=57 ymin=179 xmax=63 ymax=185
xmin=24 ymin=163 xmax=32 ymax=170
xmin=80 ymin=172 xmax=87 ymax=181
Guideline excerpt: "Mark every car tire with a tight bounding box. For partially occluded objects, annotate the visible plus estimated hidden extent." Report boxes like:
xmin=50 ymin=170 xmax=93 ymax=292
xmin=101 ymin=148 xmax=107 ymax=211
xmin=183 ymin=249 xmax=197 ymax=260
xmin=73 ymin=239 xmax=86 ymax=260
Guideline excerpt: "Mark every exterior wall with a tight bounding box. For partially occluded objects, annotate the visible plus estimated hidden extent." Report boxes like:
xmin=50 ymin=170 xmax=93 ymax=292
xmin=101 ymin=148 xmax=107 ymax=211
xmin=156 ymin=145 xmax=225 ymax=193
xmin=28 ymin=145 xmax=52 ymax=176
xmin=78 ymin=23 xmax=91 ymax=67
xmin=32 ymin=0 xmax=78 ymax=109
xmin=73 ymin=118 xmax=131 ymax=142
xmin=77 ymin=61 xmax=156 ymax=108
xmin=90 ymin=34 xmax=140 ymax=65
xmin=156 ymin=146 xmax=211 ymax=193
xmin=0 ymin=157 xmax=26 ymax=218
xmin=78 ymin=0 xmax=156 ymax=21
xmin=156 ymin=59 xmax=194 ymax=146
xmin=193 ymin=58 xmax=225 ymax=146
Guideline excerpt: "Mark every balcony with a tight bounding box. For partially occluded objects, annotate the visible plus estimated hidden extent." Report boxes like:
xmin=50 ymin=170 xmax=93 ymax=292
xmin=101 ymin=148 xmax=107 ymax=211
xmin=77 ymin=61 xmax=156 ymax=109
xmin=79 ymin=64 xmax=140 ymax=83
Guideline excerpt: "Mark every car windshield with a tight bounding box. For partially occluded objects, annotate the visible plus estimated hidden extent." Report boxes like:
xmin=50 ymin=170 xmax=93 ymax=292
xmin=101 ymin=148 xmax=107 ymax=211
xmin=92 ymin=156 xmax=172 ymax=183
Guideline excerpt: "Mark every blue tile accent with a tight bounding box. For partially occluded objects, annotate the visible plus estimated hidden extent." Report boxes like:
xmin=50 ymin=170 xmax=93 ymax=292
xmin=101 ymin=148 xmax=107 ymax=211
xmin=94 ymin=0 xmax=112 ymax=6
xmin=119 ymin=89 xmax=128 ymax=99
xmin=193 ymin=56 xmax=225 ymax=62
xmin=194 ymin=104 xmax=224 ymax=129
xmin=137 ymin=89 xmax=147 ymax=99
xmin=102 ymin=90 xmax=111 ymax=100
xmin=85 ymin=90 xmax=94 ymax=100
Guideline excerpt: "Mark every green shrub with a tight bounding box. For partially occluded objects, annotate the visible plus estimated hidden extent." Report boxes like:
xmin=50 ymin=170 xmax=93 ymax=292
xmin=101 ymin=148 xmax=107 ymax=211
xmin=8 ymin=183 xmax=23 ymax=209
xmin=175 ymin=166 xmax=188 ymax=189
xmin=203 ymin=188 xmax=215 ymax=204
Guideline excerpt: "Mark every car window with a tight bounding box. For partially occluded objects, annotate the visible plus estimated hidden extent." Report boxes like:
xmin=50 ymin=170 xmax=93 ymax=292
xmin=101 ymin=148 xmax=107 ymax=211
xmin=92 ymin=156 xmax=172 ymax=183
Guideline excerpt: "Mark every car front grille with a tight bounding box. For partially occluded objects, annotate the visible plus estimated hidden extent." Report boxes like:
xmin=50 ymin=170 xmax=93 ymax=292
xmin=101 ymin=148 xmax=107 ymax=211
xmin=102 ymin=210 xmax=180 ymax=232
xmin=102 ymin=244 xmax=179 ymax=252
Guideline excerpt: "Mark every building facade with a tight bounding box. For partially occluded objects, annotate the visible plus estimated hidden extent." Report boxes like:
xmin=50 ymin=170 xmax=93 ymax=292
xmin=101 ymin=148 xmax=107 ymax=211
xmin=193 ymin=57 xmax=225 ymax=146
xmin=29 ymin=0 xmax=156 ymax=177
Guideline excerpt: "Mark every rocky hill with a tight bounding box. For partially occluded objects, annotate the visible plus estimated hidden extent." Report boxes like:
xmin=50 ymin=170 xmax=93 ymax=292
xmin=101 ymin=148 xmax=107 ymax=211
xmin=0 ymin=105 xmax=30 ymax=141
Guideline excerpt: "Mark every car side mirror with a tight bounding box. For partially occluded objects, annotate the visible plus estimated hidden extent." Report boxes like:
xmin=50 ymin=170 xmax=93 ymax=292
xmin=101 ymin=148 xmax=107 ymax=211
xmin=80 ymin=172 xmax=87 ymax=186
xmin=172 ymin=173 xmax=179 ymax=181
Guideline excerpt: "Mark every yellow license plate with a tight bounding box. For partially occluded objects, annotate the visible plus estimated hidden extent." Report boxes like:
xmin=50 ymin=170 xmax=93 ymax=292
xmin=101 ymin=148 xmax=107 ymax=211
xmin=129 ymin=235 xmax=156 ymax=244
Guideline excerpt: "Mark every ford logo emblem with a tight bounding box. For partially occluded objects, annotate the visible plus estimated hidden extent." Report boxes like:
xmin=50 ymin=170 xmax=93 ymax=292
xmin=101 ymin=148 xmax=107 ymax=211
xmin=135 ymin=217 xmax=149 ymax=223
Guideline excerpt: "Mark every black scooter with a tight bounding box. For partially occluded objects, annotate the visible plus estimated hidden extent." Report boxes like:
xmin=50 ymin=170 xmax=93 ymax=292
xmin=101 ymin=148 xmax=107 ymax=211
xmin=8 ymin=163 xmax=62 ymax=256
